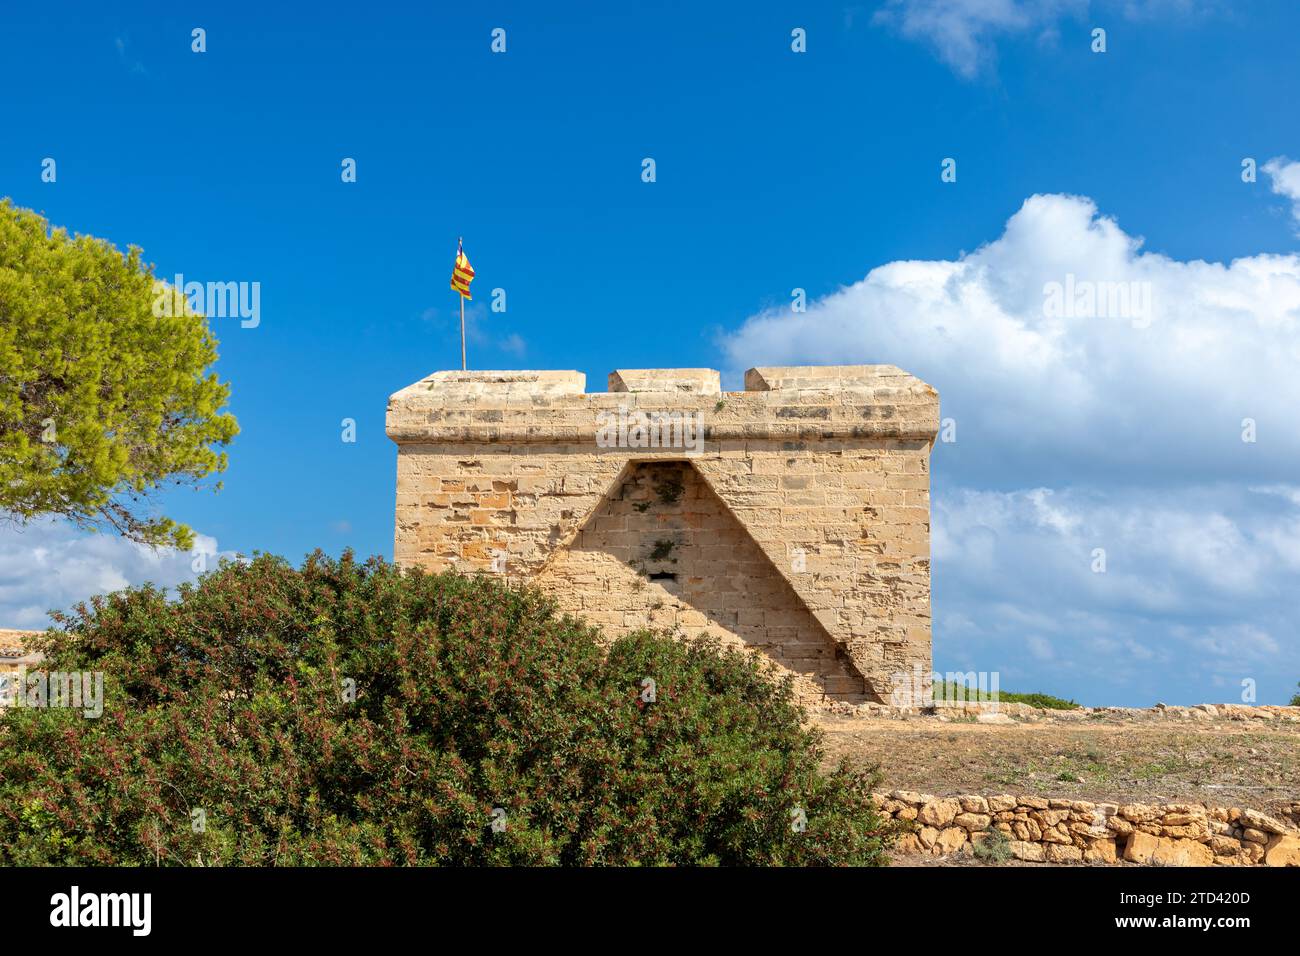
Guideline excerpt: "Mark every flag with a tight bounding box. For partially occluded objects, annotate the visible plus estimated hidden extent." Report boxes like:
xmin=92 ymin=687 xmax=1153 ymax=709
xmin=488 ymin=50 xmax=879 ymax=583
xmin=451 ymin=239 xmax=475 ymax=299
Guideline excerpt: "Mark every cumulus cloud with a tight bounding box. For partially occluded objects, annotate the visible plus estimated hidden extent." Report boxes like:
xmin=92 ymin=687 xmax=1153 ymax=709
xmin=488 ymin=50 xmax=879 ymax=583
xmin=722 ymin=193 xmax=1300 ymax=486
xmin=0 ymin=518 xmax=226 ymax=630
xmin=1264 ymin=156 xmax=1300 ymax=233
xmin=720 ymin=192 xmax=1300 ymax=704
xmin=932 ymin=485 xmax=1300 ymax=703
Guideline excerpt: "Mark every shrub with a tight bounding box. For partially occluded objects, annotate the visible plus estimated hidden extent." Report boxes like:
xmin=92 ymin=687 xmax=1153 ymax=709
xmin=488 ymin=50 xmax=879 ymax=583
xmin=932 ymin=681 xmax=1080 ymax=710
xmin=0 ymin=552 xmax=895 ymax=866
xmin=972 ymin=827 xmax=1012 ymax=864
xmin=1290 ymin=682 xmax=1300 ymax=707
xmin=1002 ymin=692 xmax=1080 ymax=711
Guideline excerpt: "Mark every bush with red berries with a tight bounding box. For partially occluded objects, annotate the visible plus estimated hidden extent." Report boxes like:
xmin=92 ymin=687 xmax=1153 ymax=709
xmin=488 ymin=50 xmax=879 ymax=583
xmin=0 ymin=552 xmax=894 ymax=866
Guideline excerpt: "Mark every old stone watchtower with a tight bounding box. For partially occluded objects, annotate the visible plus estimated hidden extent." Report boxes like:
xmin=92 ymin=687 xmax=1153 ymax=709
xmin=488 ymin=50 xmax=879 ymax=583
xmin=386 ymin=365 xmax=938 ymax=705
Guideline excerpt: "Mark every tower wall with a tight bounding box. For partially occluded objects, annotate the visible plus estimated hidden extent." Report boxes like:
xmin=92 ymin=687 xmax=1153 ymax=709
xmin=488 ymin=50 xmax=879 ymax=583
xmin=386 ymin=365 xmax=939 ymax=705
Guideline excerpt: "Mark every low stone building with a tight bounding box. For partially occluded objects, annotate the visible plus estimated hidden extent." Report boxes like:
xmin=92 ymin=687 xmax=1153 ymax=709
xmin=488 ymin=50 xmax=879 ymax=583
xmin=386 ymin=365 xmax=939 ymax=704
xmin=0 ymin=629 xmax=40 ymax=672
xmin=0 ymin=629 xmax=42 ymax=707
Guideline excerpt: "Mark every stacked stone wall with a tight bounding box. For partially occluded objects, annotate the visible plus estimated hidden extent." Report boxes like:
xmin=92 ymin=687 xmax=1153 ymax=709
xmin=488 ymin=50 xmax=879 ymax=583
xmin=878 ymin=791 xmax=1300 ymax=865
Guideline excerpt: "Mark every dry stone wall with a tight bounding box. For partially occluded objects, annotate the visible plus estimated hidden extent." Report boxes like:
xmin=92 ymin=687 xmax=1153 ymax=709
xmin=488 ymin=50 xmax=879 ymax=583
xmin=386 ymin=365 xmax=940 ymax=704
xmin=878 ymin=791 xmax=1300 ymax=866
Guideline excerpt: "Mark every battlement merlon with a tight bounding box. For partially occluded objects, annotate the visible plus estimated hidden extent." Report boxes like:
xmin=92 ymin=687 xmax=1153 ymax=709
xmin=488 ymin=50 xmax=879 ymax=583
xmin=385 ymin=366 xmax=940 ymax=446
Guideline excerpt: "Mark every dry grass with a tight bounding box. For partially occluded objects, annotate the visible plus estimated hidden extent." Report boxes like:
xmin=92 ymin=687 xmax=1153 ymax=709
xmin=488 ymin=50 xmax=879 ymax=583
xmin=816 ymin=714 xmax=1300 ymax=814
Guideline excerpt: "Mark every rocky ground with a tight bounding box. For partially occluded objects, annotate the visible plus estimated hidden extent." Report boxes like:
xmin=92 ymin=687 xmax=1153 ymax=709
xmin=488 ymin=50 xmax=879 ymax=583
xmin=812 ymin=703 xmax=1300 ymax=865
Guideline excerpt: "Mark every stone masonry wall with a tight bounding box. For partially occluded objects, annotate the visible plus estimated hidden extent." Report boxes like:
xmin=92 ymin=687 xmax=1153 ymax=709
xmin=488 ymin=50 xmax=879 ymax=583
xmin=878 ymin=791 xmax=1300 ymax=866
xmin=535 ymin=459 xmax=869 ymax=701
xmin=386 ymin=366 xmax=940 ymax=704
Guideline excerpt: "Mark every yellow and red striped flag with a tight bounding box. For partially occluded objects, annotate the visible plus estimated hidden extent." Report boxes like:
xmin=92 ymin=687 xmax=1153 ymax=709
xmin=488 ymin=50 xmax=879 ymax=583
xmin=450 ymin=238 xmax=475 ymax=299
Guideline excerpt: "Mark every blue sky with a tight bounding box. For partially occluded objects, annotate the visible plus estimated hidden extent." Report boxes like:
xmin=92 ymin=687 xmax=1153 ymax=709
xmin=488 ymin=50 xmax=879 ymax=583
xmin=3 ymin=0 xmax=1300 ymax=705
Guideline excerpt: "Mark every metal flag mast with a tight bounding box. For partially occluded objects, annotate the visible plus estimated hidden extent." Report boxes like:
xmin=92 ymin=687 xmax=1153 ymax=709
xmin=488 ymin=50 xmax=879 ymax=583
xmin=450 ymin=236 xmax=475 ymax=370
xmin=459 ymin=237 xmax=466 ymax=371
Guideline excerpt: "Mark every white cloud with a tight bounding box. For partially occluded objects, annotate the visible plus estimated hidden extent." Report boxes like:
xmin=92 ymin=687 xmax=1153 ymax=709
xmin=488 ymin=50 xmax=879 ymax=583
xmin=874 ymin=0 xmax=1217 ymax=78
xmin=874 ymin=0 xmax=1084 ymax=78
xmin=1264 ymin=156 xmax=1300 ymax=233
xmin=0 ymin=518 xmax=224 ymax=630
xmin=935 ymin=484 xmax=1299 ymax=612
xmin=931 ymin=484 xmax=1300 ymax=702
xmin=719 ymin=193 xmax=1300 ymax=702
xmin=722 ymin=193 xmax=1300 ymax=484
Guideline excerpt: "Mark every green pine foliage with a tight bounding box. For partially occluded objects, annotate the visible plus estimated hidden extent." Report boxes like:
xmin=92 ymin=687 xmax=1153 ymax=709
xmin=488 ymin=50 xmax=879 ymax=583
xmin=0 ymin=199 xmax=237 ymax=549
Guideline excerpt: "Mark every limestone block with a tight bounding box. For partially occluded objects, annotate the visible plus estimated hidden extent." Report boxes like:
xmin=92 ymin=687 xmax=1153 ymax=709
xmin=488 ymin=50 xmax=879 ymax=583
xmin=609 ymin=369 xmax=721 ymax=395
xmin=1239 ymin=809 xmax=1288 ymax=834
xmin=1208 ymin=835 xmax=1244 ymax=857
xmin=1152 ymin=838 xmax=1215 ymax=867
xmin=917 ymin=798 xmax=962 ymax=828
xmin=1263 ymin=834 xmax=1300 ymax=866
xmin=1123 ymin=830 xmax=1160 ymax=864
xmin=1126 ymin=831 xmax=1214 ymax=866
xmin=934 ymin=827 xmax=967 ymax=854
xmin=1083 ymin=838 xmax=1118 ymax=864
xmin=1045 ymin=844 xmax=1083 ymax=863
xmin=1009 ymin=841 xmax=1045 ymax=862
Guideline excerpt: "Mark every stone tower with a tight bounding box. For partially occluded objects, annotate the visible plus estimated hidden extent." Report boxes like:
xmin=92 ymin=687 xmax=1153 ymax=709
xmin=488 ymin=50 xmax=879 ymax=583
xmin=386 ymin=365 xmax=938 ymax=705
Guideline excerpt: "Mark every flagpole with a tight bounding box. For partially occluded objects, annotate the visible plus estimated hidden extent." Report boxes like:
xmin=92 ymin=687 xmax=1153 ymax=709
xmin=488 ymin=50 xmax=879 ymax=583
xmin=458 ymin=236 xmax=467 ymax=370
